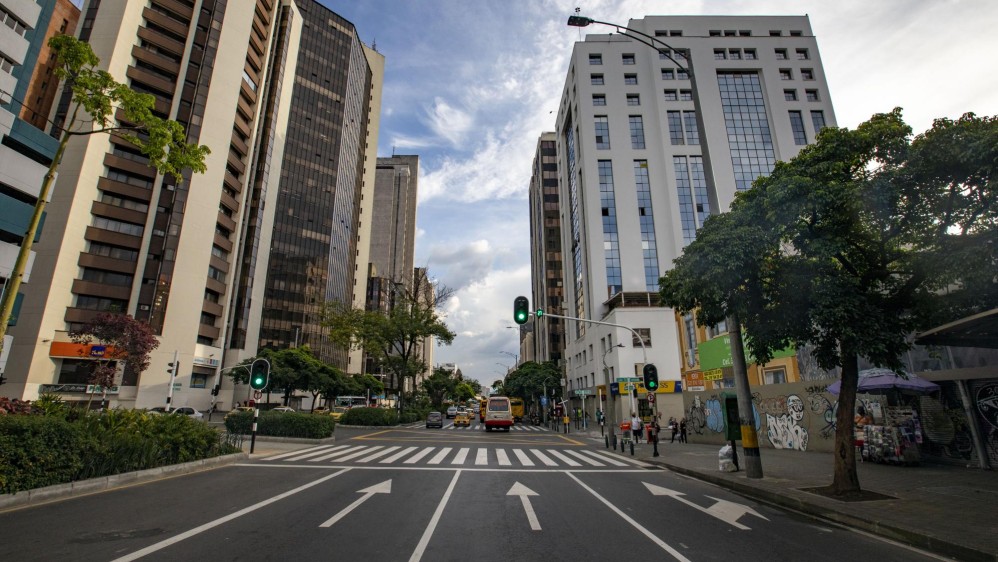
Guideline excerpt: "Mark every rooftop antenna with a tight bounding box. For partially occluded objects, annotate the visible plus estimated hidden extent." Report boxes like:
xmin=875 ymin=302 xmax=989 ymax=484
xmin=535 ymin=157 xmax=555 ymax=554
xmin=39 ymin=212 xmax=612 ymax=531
xmin=371 ymin=38 xmax=377 ymax=52
xmin=575 ymin=7 xmax=582 ymax=40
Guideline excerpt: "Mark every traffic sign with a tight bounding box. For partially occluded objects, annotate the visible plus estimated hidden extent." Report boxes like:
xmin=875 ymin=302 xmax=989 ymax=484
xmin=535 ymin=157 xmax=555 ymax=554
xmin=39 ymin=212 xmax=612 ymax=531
xmin=253 ymin=390 xmax=263 ymax=399
xmin=616 ymin=377 xmax=641 ymax=383
xmin=540 ymin=396 xmax=548 ymax=406
xmin=646 ymin=393 xmax=656 ymax=404
xmin=574 ymin=389 xmax=593 ymax=396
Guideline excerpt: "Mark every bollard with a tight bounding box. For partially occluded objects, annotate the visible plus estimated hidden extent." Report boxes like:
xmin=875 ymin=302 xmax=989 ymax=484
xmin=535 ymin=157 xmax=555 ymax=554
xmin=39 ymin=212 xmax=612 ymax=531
xmin=630 ymin=441 xmax=635 ymax=456
xmin=612 ymin=433 xmax=617 ymax=450
xmin=605 ymin=434 xmax=610 ymax=448
xmin=250 ymin=408 xmax=259 ymax=454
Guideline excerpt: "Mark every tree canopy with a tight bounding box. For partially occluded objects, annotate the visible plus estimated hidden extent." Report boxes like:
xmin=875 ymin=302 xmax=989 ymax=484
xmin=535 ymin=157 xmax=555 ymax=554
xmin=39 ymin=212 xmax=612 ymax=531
xmin=660 ymin=109 xmax=997 ymax=495
xmin=70 ymin=313 xmax=159 ymax=409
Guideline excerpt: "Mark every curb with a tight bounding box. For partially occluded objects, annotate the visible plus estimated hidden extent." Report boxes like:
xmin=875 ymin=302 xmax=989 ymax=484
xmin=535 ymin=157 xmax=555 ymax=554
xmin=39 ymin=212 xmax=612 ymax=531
xmin=0 ymin=452 xmax=248 ymax=513
xmin=640 ymin=457 xmax=995 ymax=562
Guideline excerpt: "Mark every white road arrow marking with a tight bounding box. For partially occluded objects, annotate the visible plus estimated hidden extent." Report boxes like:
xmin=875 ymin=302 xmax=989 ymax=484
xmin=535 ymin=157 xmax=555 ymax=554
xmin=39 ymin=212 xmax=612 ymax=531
xmin=643 ymin=483 xmax=769 ymax=530
xmin=507 ymin=482 xmax=542 ymax=531
xmin=319 ymin=479 xmax=392 ymax=528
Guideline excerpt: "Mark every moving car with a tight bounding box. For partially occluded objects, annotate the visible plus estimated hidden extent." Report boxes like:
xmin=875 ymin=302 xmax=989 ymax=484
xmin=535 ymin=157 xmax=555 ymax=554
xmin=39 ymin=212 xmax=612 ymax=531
xmin=446 ymin=406 xmax=458 ymax=418
xmin=426 ymin=411 xmax=443 ymax=428
xmin=172 ymin=407 xmax=203 ymax=420
xmin=454 ymin=412 xmax=471 ymax=427
xmin=329 ymin=406 xmax=349 ymax=422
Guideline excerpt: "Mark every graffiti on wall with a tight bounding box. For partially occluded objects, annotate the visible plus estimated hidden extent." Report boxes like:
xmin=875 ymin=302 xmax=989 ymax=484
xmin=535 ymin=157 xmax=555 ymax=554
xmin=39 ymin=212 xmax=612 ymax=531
xmin=704 ymin=396 xmax=724 ymax=433
xmin=805 ymin=386 xmax=837 ymax=439
xmin=764 ymin=394 xmax=809 ymax=451
xmin=975 ymin=383 xmax=998 ymax=465
xmin=686 ymin=395 xmax=708 ymax=435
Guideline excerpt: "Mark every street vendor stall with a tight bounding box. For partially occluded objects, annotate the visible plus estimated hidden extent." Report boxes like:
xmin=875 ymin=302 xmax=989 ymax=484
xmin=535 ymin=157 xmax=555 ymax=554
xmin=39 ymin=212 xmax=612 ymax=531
xmin=828 ymin=368 xmax=940 ymax=465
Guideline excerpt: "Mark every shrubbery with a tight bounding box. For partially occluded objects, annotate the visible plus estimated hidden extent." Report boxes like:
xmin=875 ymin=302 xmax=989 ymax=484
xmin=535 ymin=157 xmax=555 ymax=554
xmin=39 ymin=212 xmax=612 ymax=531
xmin=0 ymin=408 xmax=238 ymax=494
xmin=341 ymin=407 xmax=398 ymax=426
xmin=223 ymin=410 xmax=334 ymax=438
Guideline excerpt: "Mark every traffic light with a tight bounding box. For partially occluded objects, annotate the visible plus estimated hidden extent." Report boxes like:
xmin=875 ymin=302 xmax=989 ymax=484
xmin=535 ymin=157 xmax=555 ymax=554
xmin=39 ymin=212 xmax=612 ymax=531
xmin=643 ymin=363 xmax=659 ymax=392
xmin=167 ymin=361 xmax=179 ymax=377
xmin=513 ymin=296 xmax=530 ymax=325
xmin=250 ymin=359 xmax=269 ymax=390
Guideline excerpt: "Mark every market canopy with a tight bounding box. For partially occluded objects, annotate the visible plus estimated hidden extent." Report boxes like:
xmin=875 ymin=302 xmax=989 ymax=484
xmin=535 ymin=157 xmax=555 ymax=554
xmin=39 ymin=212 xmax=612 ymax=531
xmin=826 ymin=368 xmax=941 ymax=395
xmin=914 ymin=308 xmax=998 ymax=349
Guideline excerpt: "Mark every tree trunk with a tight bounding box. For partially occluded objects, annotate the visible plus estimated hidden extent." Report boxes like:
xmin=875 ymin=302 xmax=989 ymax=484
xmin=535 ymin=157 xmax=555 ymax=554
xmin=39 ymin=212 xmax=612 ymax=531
xmin=830 ymin=349 xmax=861 ymax=495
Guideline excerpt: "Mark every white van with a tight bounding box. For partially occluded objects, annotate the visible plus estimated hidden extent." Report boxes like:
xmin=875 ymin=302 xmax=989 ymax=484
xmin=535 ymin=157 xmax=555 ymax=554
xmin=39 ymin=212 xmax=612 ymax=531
xmin=484 ymin=396 xmax=513 ymax=432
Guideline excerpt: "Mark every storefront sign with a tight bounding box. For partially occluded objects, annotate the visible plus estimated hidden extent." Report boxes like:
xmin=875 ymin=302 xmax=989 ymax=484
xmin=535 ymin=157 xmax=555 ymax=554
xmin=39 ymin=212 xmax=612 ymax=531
xmin=89 ymin=345 xmax=106 ymax=357
xmin=86 ymin=384 xmax=119 ymax=394
xmin=703 ymin=369 xmax=725 ymax=381
xmin=684 ymin=371 xmax=706 ymax=392
xmin=697 ymin=335 xmax=795 ymax=371
xmin=616 ymin=381 xmax=681 ymax=394
xmin=192 ymin=356 xmax=221 ymax=368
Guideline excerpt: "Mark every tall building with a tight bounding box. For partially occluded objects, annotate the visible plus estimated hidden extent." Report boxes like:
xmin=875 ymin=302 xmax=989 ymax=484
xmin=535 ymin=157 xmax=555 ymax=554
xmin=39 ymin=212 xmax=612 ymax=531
xmin=370 ymin=155 xmax=418 ymax=284
xmin=4 ymin=0 xmax=303 ymax=410
xmin=553 ymin=16 xmax=835 ymax=420
xmin=528 ymin=132 xmax=564 ymax=367
xmin=16 ymin=0 xmax=79 ymax=131
xmin=252 ymin=0 xmax=383 ymax=371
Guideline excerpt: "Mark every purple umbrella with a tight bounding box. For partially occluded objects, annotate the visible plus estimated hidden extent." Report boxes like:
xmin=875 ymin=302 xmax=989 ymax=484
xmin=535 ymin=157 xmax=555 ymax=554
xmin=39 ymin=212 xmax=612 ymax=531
xmin=826 ymin=368 xmax=940 ymax=395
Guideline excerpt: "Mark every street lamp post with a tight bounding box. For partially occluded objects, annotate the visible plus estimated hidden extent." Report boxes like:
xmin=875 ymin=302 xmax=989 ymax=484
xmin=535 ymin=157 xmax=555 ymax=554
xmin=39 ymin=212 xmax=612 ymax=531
xmin=601 ymin=343 xmax=624 ymax=446
xmin=499 ymin=350 xmax=518 ymax=365
xmin=567 ymin=15 xmax=762 ymax=478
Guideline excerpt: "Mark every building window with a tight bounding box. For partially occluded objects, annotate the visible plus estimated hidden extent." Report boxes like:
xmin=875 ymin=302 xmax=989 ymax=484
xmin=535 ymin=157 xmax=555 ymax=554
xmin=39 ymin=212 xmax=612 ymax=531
xmin=744 ymin=49 xmax=757 ymax=60
xmin=634 ymin=160 xmax=660 ymax=291
xmin=717 ymin=72 xmax=777 ymax=190
xmin=677 ymin=69 xmax=689 ymax=80
xmin=728 ymin=49 xmax=741 ymax=60
xmin=789 ymin=111 xmax=807 ymax=145
xmin=784 ymin=89 xmax=797 ymax=101
xmin=779 ymin=69 xmax=792 ymax=80
xmin=626 ymin=94 xmax=640 ymax=106
xmin=667 ymin=111 xmax=684 ymax=145
xmin=775 ymin=48 xmax=788 ymax=60
xmin=680 ymin=90 xmax=693 ymax=101
xmin=598 ymin=160 xmax=621 ymax=296
xmin=709 ymin=30 xmax=721 ymax=37
xmin=683 ymin=111 xmax=699 ymax=145
xmin=622 ymin=53 xmax=635 ymax=65
xmin=811 ymin=110 xmax=826 ymax=133
xmin=190 ymin=373 xmax=208 ymax=388
xmin=594 ymin=116 xmax=610 ymax=149
xmin=661 ymin=69 xmax=674 ymax=80
xmin=592 ymin=94 xmax=606 ymax=106
xmin=790 ymin=30 xmax=803 ymax=36
xmin=714 ymin=49 xmax=726 ymax=60
xmin=801 ymin=68 xmax=815 ymax=80
xmin=629 ymin=115 xmax=646 ymax=149
xmin=632 ymin=328 xmax=652 ymax=348
xmin=806 ymin=89 xmax=820 ymax=102
xmin=664 ymin=89 xmax=678 ymax=101
xmin=589 ymin=54 xmax=602 ymax=65
xmin=796 ymin=48 xmax=810 ymax=60
xmin=764 ymin=368 xmax=787 ymax=384
xmin=624 ymin=74 xmax=638 ymax=85
xmin=591 ymin=73 xmax=604 ymax=85
xmin=674 ymin=156 xmax=710 ymax=244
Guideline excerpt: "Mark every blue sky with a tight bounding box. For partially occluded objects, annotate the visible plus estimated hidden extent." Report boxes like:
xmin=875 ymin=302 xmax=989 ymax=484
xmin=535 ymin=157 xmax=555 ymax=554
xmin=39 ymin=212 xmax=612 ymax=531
xmin=324 ymin=0 xmax=998 ymax=388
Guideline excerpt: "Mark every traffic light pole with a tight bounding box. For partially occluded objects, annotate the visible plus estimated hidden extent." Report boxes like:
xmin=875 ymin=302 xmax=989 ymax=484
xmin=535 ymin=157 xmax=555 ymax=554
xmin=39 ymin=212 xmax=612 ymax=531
xmin=537 ymin=311 xmax=648 ymax=445
xmin=165 ymin=350 xmax=178 ymax=412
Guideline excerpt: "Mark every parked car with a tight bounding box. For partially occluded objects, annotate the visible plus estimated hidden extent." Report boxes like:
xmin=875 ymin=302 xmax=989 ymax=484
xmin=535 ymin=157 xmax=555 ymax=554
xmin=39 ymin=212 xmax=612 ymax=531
xmin=225 ymin=406 xmax=255 ymax=420
xmin=312 ymin=407 xmax=329 ymax=414
xmin=272 ymin=406 xmax=295 ymax=413
xmin=146 ymin=407 xmax=167 ymax=415
xmin=329 ymin=406 xmax=349 ymax=422
xmin=426 ymin=411 xmax=444 ymax=428
xmin=446 ymin=406 xmax=458 ymax=418
xmin=172 ymin=407 xmax=203 ymax=420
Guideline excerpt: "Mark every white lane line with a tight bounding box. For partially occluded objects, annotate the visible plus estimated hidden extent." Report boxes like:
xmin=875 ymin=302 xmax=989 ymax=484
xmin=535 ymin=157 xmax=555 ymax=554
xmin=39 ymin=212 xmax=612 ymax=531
xmin=451 ymin=447 xmax=470 ymax=465
xmin=333 ymin=446 xmax=384 ymax=463
xmin=564 ymin=449 xmax=605 ymax=466
xmin=495 ymin=449 xmax=512 ymax=466
xmin=593 ymin=451 xmax=652 ymax=468
xmin=529 ymin=449 xmax=559 ymax=467
xmin=264 ymin=445 xmax=335 ymax=461
xmin=111 ymin=469 xmax=350 ymax=562
xmin=566 ymin=472 xmax=691 ymax=562
xmin=380 ymin=446 xmax=418 ymax=464
xmin=444 ymin=422 xmax=454 ymax=429
xmin=310 ymin=446 xmax=369 ymax=462
xmin=427 ymin=447 xmax=452 ymax=465
xmin=475 ymin=448 xmax=489 ymax=465
xmin=408 ymin=470 xmax=461 ymax=562
xmin=404 ymin=447 xmax=436 ymax=464
xmin=546 ymin=449 xmax=582 ymax=467
xmin=512 ymin=449 xmax=534 ymax=467
xmin=356 ymin=446 xmax=400 ymax=463
xmin=578 ymin=449 xmax=629 ymax=467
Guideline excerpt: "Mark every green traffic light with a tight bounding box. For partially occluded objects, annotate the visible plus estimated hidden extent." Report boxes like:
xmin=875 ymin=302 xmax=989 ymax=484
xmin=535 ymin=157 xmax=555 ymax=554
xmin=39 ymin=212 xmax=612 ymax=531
xmin=513 ymin=296 xmax=530 ymax=325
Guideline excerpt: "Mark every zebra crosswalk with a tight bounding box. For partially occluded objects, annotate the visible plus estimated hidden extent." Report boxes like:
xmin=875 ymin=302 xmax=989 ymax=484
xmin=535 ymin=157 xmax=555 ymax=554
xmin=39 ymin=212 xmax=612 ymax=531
xmin=402 ymin=421 xmax=550 ymax=431
xmin=262 ymin=444 xmax=651 ymax=470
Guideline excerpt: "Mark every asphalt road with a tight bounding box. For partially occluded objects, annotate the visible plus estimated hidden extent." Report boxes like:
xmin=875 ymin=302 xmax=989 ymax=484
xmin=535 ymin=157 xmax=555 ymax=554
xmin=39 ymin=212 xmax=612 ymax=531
xmin=0 ymin=423 xmax=945 ymax=561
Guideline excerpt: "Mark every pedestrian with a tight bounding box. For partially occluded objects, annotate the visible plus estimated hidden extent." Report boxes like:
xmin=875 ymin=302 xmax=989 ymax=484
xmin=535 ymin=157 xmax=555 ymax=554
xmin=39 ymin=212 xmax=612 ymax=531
xmin=679 ymin=417 xmax=688 ymax=443
xmin=670 ymin=416 xmax=679 ymax=443
xmin=631 ymin=412 xmax=643 ymax=442
xmin=652 ymin=415 xmax=661 ymax=444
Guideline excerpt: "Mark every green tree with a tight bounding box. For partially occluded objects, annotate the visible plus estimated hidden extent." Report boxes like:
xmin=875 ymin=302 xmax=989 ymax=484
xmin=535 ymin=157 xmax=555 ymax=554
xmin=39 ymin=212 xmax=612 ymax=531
xmin=0 ymin=36 xmax=209 ymax=356
xmin=454 ymin=382 xmax=476 ymax=402
xmin=421 ymin=367 xmax=458 ymax=408
xmin=667 ymin=109 xmax=997 ymax=496
xmin=323 ymin=274 xmax=455 ymax=410
xmin=70 ymin=312 xmax=160 ymax=410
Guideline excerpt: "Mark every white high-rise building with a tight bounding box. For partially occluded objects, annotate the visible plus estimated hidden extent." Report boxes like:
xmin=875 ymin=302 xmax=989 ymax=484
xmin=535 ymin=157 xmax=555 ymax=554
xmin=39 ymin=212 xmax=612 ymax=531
xmin=553 ymin=16 xmax=836 ymax=421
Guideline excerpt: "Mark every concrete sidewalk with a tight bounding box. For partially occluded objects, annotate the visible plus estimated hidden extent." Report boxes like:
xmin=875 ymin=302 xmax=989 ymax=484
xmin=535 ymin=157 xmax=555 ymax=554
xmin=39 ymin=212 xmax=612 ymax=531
xmin=584 ymin=430 xmax=998 ymax=561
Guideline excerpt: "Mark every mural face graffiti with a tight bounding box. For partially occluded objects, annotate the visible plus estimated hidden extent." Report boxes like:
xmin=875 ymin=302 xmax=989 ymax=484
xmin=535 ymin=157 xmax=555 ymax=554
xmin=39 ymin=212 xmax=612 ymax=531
xmin=806 ymin=391 xmax=837 ymax=439
xmin=765 ymin=394 xmax=809 ymax=451
xmin=686 ymin=395 xmax=707 ymax=435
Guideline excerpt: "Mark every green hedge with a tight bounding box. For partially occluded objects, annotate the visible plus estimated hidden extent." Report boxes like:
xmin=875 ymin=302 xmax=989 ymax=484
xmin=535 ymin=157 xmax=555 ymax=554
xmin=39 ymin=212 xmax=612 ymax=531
xmin=0 ymin=410 xmax=238 ymax=495
xmin=223 ymin=411 xmax=334 ymax=438
xmin=341 ymin=407 xmax=398 ymax=426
